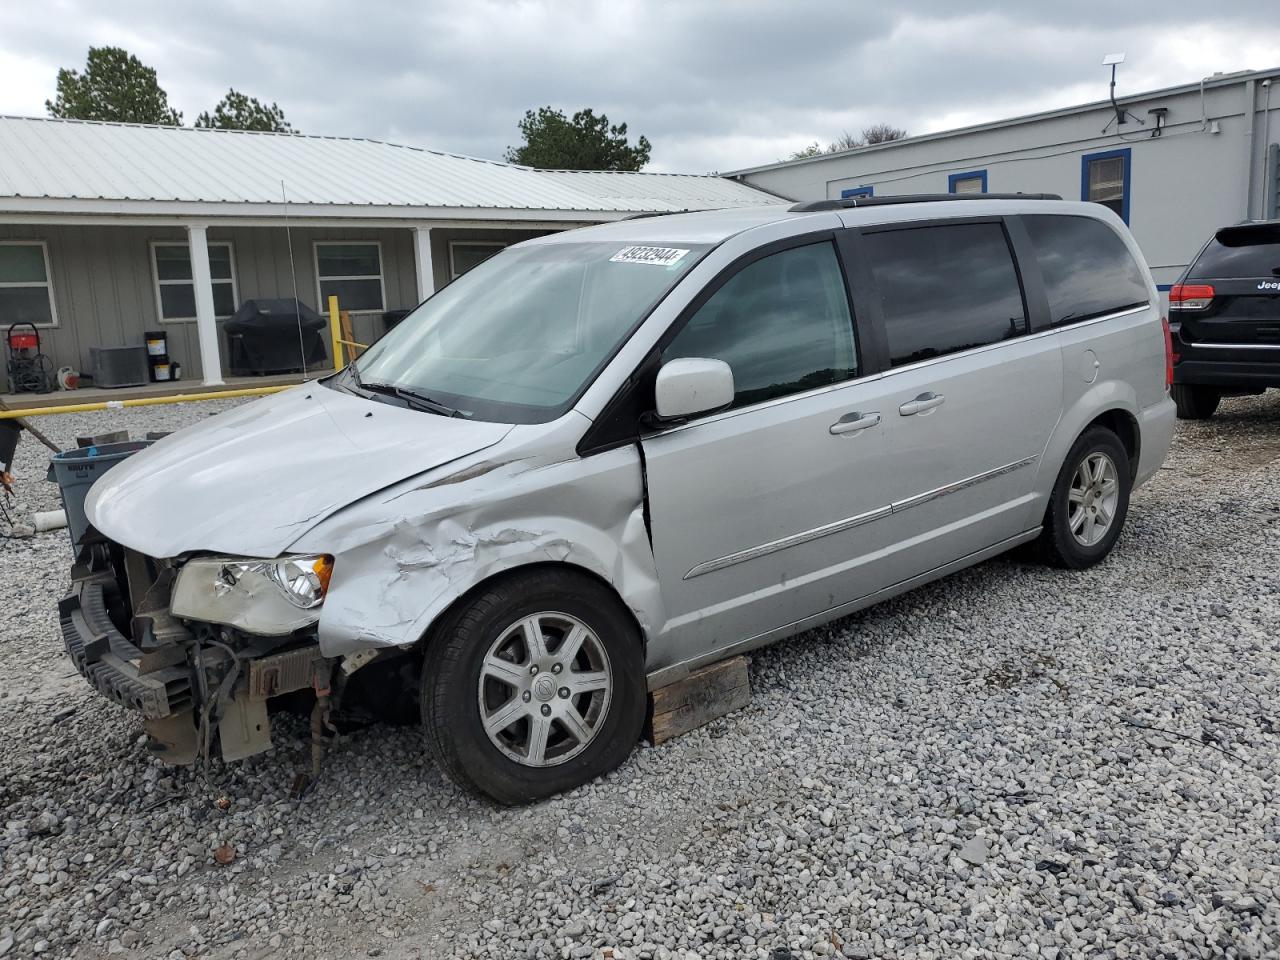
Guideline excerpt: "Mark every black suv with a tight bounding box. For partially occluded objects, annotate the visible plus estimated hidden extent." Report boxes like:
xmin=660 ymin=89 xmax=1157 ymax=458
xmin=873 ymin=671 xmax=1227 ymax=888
xmin=1169 ymin=221 xmax=1280 ymax=419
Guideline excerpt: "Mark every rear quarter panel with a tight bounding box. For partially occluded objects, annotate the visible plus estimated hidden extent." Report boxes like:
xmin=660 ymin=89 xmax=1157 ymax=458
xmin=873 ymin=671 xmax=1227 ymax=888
xmin=1037 ymin=303 xmax=1172 ymax=520
xmin=1017 ymin=209 xmax=1174 ymax=522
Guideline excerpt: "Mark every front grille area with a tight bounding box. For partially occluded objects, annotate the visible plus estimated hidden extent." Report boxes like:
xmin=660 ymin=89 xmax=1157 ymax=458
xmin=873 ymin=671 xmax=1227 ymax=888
xmin=60 ymin=540 xmax=194 ymax=719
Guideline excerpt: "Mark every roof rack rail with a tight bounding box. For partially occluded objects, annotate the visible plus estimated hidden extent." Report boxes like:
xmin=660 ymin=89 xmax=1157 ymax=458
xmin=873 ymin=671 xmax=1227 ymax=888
xmin=789 ymin=192 xmax=1063 ymax=212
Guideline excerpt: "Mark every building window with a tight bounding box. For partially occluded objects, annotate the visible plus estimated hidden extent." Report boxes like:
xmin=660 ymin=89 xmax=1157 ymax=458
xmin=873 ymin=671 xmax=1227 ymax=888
xmin=948 ymin=170 xmax=987 ymax=194
xmin=0 ymin=241 xmax=57 ymax=327
xmin=151 ymin=242 xmax=238 ymax=321
xmin=314 ymin=242 xmax=385 ymax=312
xmin=840 ymin=186 xmax=874 ymax=199
xmin=1081 ymin=148 xmax=1131 ymax=223
xmin=450 ymin=241 xmax=506 ymax=280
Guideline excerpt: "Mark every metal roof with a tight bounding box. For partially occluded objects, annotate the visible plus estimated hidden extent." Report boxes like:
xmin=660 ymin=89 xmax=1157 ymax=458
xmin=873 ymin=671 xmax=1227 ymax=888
xmin=0 ymin=116 xmax=775 ymax=219
xmin=725 ymin=64 xmax=1280 ymax=177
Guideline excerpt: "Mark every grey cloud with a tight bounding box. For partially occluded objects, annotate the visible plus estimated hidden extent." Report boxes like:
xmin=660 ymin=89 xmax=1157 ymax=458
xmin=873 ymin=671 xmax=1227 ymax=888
xmin=1 ymin=1 xmax=1277 ymax=173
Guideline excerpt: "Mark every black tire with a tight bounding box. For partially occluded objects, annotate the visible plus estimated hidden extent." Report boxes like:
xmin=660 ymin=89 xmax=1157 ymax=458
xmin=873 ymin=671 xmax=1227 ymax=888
xmin=421 ymin=568 xmax=645 ymax=805
xmin=1036 ymin=426 xmax=1131 ymax=570
xmin=1171 ymin=384 xmax=1220 ymax=420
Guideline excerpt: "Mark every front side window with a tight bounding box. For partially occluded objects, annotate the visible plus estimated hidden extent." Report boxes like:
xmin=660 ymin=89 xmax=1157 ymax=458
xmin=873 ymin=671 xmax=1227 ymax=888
xmin=450 ymin=242 xmax=505 ymax=280
xmin=315 ymin=242 xmax=384 ymax=312
xmin=863 ymin=223 xmax=1026 ymax=367
xmin=663 ymin=242 xmax=857 ymax=409
xmin=354 ymin=240 xmax=707 ymax=423
xmin=0 ymin=241 xmax=56 ymax=326
xmin=1023 ymin=215 xmax=1148 ymax=326
xmin=152 ymin=243 xmax=237 ymax=320
xmin=1082 ymin=148 xmax=1130 ymax=222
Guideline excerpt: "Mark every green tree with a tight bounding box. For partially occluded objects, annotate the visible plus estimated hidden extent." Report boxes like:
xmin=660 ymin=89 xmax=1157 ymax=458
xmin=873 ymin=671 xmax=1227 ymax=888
xmin=861 ymin=122 xmax=907 ymax=145
xmin=787 ymin=123 xmax=906 ymax=161
xmin=46 ymin=46 xmax=182 ymax=125
xmin=789 ymin=142 xmax=824 ymax=160
xmin=505 ymin=107 xmax=651 ymax=171
xmin=195 ymin=89 xmax=295 ymax=133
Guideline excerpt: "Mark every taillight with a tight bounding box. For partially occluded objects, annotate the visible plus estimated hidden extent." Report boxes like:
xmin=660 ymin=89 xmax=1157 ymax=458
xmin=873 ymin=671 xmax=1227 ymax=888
xmin=1161 ymin=316 xmax=1175 ymax=388
xmin=1169 ymin=283 xmax=1214 ymax=310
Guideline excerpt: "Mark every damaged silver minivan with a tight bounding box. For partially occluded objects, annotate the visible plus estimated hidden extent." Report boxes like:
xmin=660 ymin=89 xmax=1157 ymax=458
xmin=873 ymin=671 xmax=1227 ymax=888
xmin=63 ymin=195 xmax=1176 ymax=803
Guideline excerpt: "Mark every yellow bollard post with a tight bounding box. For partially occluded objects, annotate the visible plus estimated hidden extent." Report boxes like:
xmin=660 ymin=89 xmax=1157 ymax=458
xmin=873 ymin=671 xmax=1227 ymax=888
xmin=327 ymin=295 xmax=344 ymax=370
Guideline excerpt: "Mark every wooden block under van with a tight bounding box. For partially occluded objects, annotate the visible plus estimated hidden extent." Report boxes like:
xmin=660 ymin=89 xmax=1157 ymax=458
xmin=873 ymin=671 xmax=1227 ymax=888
xmin=646 ymin=655 xmax=750 ymax=745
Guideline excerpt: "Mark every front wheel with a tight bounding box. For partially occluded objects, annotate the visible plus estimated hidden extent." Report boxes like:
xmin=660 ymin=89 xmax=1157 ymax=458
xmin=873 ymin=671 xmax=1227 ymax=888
xmin=1036 ymin=427 xmax=1131 ymax=569
xmin=421 ymin=569 xmax=645 ymax=804
xmin=1171 ymin=384 xmax=1220 ymax=420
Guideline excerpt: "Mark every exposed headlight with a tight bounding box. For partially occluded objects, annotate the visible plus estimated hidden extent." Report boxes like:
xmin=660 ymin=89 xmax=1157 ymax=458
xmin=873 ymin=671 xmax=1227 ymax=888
xmin=172 ymin=554 xmax=334 ymax=636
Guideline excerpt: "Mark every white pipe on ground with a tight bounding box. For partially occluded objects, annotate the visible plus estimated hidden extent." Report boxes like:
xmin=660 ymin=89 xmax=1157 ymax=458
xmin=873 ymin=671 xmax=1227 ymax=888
xmin=34 ymin=509 xmax=67 ymax=532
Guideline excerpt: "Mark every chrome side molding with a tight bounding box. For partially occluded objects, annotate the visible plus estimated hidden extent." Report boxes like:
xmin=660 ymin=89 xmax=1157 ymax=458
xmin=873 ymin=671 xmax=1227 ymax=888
xmin=684 ymin=504 xmax=893 ymax=580
xmin=684 ymin=456 xmax=1039 ymax=579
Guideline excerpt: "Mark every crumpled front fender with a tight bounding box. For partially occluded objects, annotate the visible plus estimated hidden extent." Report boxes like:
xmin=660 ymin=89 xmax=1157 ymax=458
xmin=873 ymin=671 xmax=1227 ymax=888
xmin=293 ymin=441 xmax=664 ymax=660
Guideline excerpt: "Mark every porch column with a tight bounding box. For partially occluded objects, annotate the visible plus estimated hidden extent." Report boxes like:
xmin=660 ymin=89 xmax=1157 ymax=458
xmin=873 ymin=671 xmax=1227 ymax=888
xmin=412 ymin=226 xmax=434 ymax=302
xmin=186 ymin=223 xmax=225 ymax=386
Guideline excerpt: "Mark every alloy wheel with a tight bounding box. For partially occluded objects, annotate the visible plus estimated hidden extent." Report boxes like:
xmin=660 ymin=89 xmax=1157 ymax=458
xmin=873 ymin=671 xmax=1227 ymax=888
xmin=1067 ymin=452 xmax=1119 ymax=547
xmin=476 ymin=612 xmax=613 ymax=767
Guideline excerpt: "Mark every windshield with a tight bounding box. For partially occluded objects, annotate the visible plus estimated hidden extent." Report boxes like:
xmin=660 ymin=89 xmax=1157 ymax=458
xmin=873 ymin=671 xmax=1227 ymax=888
xmin=352 ymin=240 xmax=709 ymax=423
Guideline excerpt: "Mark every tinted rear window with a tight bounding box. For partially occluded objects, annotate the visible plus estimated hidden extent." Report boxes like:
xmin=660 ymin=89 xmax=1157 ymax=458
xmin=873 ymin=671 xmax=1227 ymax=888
xmin=1023 ymin=215 xmax=1148 ymax=326
xmin=1188 ymin=224 xmax=1280 ymax=280
xmin=863 ymin=222 xmax=1026 ymax=367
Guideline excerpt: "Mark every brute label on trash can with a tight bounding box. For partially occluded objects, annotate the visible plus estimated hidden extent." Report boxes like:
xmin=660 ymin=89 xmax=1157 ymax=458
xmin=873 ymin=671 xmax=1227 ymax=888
xmin=47 ymin=440 xmax=152 ymax=549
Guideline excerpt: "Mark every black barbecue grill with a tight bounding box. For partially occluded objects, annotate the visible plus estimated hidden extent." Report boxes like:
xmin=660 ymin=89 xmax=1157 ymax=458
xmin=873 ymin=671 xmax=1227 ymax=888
xmin=225 ymin=299 xmax=328 ymax=375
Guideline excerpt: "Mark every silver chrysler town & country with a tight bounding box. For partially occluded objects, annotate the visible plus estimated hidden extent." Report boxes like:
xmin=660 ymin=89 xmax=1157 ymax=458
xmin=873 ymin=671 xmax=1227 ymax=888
xmin=65 ymin=195 xmax=1175 ymax=802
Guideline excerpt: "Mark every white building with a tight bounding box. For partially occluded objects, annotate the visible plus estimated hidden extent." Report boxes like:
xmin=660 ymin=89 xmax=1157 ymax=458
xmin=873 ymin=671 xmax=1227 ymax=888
xmin=0 ymin=117 xmax=775 ymax=391
xmin=728 ymin=67 xmax=1280 ymax=297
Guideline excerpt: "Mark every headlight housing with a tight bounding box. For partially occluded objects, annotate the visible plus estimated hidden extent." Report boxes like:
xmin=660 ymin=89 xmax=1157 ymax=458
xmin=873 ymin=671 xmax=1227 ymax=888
xmin=172 ymin=554 xmax=334 ymax=636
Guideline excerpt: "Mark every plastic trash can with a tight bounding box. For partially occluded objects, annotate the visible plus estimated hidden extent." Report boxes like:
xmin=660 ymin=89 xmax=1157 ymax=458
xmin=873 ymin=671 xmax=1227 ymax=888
xmin=46 ymin=440 xmax=152 ymax=550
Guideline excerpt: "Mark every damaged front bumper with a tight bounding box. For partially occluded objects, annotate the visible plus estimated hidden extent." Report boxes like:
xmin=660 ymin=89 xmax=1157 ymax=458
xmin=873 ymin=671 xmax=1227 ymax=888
xmin=60 ymin=539 xmax=334 ymax=764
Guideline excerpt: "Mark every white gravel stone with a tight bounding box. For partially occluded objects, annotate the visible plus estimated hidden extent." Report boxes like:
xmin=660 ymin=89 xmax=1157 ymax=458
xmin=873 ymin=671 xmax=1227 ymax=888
xmin=0 ymin=394 xmax=1278 ymax=959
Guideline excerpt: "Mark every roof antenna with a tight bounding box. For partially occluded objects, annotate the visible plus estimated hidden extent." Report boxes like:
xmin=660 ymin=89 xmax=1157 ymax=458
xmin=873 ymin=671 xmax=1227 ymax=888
xmin=281 ymin=179 xmax=309 ymax=377
xmin=1101 ymin=53 xmax=1143 ymax=133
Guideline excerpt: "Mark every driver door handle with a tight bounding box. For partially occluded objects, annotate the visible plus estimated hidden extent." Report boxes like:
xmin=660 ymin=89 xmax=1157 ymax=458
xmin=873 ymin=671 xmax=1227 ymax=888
xmin=829 ymin=411 xmax=881 ymax=435
xmin=899 ymin=392 xmax=946 ymax=416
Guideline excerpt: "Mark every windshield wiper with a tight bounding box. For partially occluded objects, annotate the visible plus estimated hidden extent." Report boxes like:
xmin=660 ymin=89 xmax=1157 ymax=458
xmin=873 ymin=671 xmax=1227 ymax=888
xmin=359 ymin=380 xmax=459 ymax=417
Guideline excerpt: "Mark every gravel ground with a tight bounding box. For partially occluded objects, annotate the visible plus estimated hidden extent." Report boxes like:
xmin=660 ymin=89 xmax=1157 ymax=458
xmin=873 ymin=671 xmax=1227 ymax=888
xmin=0 ymin=394 xmax=1277 ymax=960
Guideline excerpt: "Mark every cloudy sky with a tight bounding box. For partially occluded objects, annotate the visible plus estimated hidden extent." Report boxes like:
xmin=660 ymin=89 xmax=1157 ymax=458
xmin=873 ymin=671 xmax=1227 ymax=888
xmin=1 ymin=1 xmax=1278 ymax=173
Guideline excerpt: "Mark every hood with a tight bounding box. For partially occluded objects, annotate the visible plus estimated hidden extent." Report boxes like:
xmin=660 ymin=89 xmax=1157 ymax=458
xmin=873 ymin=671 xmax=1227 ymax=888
xmin=86 ymin=384 xmax=512 ymax=558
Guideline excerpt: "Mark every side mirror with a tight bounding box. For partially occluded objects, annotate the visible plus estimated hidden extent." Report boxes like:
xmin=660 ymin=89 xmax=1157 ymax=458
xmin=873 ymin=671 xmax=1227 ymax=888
xmin=654 ymin=357 xmax=735 ymax=420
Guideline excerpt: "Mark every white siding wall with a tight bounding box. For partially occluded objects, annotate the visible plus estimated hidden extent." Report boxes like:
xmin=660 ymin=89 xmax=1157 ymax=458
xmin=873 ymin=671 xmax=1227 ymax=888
xmin=738 ymin=74 xmax=1280 ymax=292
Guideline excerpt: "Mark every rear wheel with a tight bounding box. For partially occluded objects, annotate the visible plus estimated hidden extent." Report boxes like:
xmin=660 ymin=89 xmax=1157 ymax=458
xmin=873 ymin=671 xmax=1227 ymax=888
xmin=1171 ymin=384 xmax=1220 ymax=420
xmin=421 ymin=569 xmax=645 ymax=804
xmin=1036 ymin=427 xmax=1131 ymax=569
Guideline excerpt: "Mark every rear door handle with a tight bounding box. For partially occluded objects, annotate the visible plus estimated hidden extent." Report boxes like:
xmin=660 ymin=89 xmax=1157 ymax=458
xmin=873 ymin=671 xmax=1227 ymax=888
xmin=829 ymin=411 xmax=880 ymax=435
xmin=899 ymin=392 xmax=945 ymax=416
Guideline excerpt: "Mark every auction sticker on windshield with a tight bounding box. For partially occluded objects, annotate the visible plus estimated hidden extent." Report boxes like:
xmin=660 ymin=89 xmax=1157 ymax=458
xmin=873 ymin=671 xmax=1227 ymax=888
xmin=610 ymin=246 xmax=690 ymax=267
